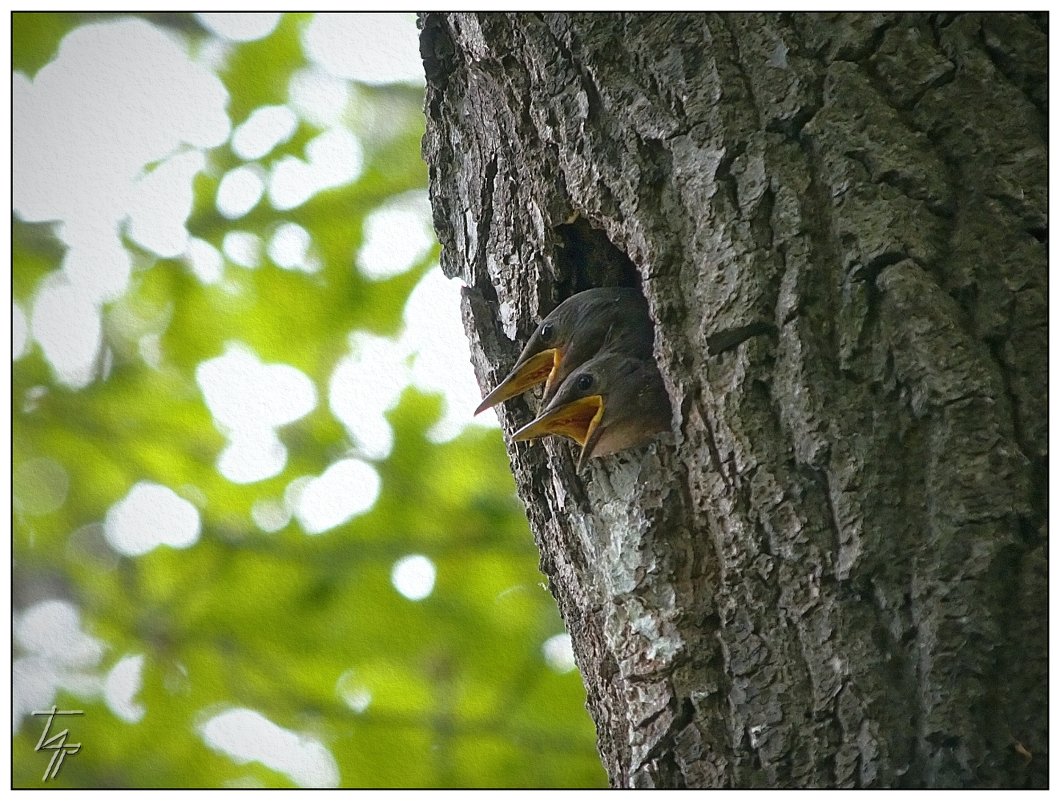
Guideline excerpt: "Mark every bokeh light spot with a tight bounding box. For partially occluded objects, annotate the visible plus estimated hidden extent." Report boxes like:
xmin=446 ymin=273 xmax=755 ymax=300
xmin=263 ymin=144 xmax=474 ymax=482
xmin=218 ymin=429 xmax=288 ymax=485
xmin=199 ymin=707 xmax=340 ymax=788
xmin=185 ymin=237 xmax=224 ymax=284
xmin=195 ymin=13 xmax=281 ymax=42
xmin=251 ymin=498 xmax=291 ymax=533
xmin=267 ymin=156 xmax=315 ymax=211
xmin=267 ymin=223 xmax=312 ymax=271
xmin=267 ymin=129 xmax=363 ymax=211
xmin=216 ymin=165 xmax=265 ymax=219
xmin=197 ymin=343 xmax=317 ymax=430
xmin=222 ymin=231 xmax=262 ymax=268
xmin=328 ymin=333 xmax=406 ymax=460
xmin=542 ymin=633 xmax=578 ymax=673
xmin=391 ymin=554 xmax=436 ymax=601
xmin=13 ymin=600 xmax=104 ymax=733
xmin=30 ymin=274 xmax=101 ymax=388
xmin=127 ymin=150 xmax=205 ymax=258
xmin=231 ymin=105 xmax=298 ymax=160
xmin=401 ymin=269 xmax=500 ymax=441
xmin=104 ymin=481 xmax=201 ymax=556
xmin=60 ymin=227 xmax=132 ymax=304
xmin=337 ymin=670 xmax=373 ymax=714
xmin=104 ymin=653 xmax=146 ymax=723
xmin=288 ymin=67 xmax=350 ymax=127
xmin=357 ymin=191 xmax=434 ymax=280
xmin=15 ymin=599 xmax=104 ymax=666
xmin=294 ymin=458 xmax=381 ymax=534
xmin=306 ymin=127 xmax=363 ymax=186
xmin=197 ymin=344 xmax=317 ymax=484
xmin=303 ymin=14 xmax=425 ymax=85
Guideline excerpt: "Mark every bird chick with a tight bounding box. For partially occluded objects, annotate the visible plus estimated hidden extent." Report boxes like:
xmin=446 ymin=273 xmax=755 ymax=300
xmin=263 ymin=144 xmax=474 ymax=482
xmin=474 ymin=287 xmax=651 ymax=415
xmin=511 ymin=349 xmax=671 ymax=470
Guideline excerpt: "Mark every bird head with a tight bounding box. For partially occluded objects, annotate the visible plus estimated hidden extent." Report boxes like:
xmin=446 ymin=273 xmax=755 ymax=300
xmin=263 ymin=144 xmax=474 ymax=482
xmin=511 ymin=350 xmax=670 ymax=470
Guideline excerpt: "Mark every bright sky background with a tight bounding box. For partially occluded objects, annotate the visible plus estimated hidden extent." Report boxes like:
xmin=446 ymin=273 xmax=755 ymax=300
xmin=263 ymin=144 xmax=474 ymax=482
xmin=11 ymin=13 xmax=506 ymax=787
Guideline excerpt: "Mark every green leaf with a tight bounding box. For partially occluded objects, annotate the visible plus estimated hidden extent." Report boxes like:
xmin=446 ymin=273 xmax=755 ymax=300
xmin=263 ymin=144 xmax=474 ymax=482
xmin=12 ymin=12 xmax=84 ymax=76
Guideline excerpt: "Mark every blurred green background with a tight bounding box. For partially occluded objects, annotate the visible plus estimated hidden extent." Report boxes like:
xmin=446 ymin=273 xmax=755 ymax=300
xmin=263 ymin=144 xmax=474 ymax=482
xmin=12 ymin=12 xmax=605 ymax=788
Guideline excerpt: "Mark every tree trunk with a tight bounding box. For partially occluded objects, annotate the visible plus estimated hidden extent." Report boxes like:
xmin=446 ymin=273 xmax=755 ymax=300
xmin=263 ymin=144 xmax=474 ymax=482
xmin=420 ymin=12 xmax=1046 ymax=789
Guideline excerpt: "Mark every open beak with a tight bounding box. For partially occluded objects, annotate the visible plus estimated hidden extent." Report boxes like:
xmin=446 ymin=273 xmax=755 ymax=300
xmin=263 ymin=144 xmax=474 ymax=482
xmin=576 ymin=404 xmax=608 ymax=471
xmin=512 ymin=394 xmax=606 ymax=469
xmin=474 ymin=348 xmax=560 ymax=415
xmin=540 ymin=361 xmax=565 ymax=406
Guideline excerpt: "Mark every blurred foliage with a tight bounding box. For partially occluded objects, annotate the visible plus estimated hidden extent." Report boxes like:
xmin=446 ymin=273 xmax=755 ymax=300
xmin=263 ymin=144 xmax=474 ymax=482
xmin=12 ymin=13 xmax=606 ymax=788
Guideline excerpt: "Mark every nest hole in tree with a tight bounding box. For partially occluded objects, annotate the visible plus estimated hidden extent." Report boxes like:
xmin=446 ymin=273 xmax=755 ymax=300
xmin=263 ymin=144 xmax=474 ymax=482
xmin=552 ymin=217 xmax=642 ymax=297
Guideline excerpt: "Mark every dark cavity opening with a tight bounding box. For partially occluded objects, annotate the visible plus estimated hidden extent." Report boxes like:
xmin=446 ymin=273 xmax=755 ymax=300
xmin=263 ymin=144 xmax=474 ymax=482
xmin=552 ymin=217 xmax=641 ymax=297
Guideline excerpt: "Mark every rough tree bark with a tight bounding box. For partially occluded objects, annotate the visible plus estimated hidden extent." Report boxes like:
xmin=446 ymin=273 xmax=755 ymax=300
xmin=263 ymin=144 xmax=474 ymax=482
xmin=420 ymin=12 xmax=1047 ymax=789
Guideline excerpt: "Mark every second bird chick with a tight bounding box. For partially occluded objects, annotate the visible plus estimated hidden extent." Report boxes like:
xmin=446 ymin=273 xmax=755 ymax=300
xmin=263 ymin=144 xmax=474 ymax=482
xmin=512 ymin=349 xmax=672 ymax=471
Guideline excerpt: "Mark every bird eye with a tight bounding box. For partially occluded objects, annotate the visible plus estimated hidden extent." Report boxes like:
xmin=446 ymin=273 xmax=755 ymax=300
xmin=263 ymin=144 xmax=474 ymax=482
xmin=539 ymin=323 xmax=554 ymax=342
xmin=575 ymin=373 xmax=594 ymax=392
